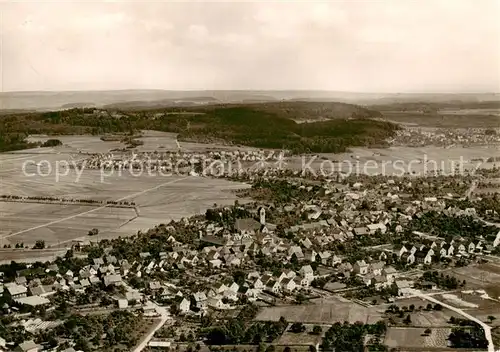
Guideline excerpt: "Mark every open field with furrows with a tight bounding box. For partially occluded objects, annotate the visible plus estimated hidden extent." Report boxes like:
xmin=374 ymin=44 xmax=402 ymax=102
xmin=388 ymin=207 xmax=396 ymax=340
xmin=0 ymin=137 xmax=250 ymax=248
xmin=254 ymin=299 xmax=383 ymax=325
xmin=384 ymin=327 xmax=452 ymax=350
xmin=0 ymin=172 xmax=248 ymax=247
xmin=0 ymin=248 xmax=68 ymax=264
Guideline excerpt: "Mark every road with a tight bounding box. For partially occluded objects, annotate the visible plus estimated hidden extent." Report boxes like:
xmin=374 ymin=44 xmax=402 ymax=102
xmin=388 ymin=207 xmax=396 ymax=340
xmin=132 ymin=302 xmax=170 ymax=352
xmin=464 ymin=180 xmax=477 ymax=200
xmin=124 ymin=282 xmax=171 ymax=352
xmin=407 ymin=288 xmax=495 ymax=352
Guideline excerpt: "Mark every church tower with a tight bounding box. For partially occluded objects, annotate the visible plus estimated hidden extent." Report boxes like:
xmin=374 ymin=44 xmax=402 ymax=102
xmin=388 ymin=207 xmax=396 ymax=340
xmin=259 ymin=207 xmax=266 ymax=225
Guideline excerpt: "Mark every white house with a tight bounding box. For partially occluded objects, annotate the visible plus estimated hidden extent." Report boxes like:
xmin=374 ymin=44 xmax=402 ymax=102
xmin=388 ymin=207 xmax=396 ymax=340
xmin=179 ymin=298 xmax=191 ymax=313
xmin=280 ymin=278 xmax=296 ymax=292
xmin=354 ymin=260 xmax=369 ymax=275
xmin=299 ymin=265 xmax=314 ymax=281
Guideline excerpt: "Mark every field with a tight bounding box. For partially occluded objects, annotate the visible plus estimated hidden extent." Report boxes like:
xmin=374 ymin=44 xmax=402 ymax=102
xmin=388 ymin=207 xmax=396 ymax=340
xmin=380 ymin=111 xmax=500 ymax=128
xmin=0 ymin=135 xmax=250 ymax=248
xmin=276 ymin=330 xmax=322 ymax=346
xmin=384 ymin=327 xmax=451 ymax=350
xmin=254 ymin=298 xmax=383 ymax=324
xmin=448 ymin=264 xmax=500 ymax=291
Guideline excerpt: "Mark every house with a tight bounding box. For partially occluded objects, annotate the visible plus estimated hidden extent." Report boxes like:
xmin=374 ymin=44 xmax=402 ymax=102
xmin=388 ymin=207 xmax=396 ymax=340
xmin=149 ymin=281 xmax=162 ymax=291
xmin=207 ymin=297 xmax=225 ymax=309
xmin=458 ymin=243 xmax=467 ymax=253
xmin=331 ymin=254 xmax=343 ymax=266
xmin=93 ymin=258 xmax=105 ymax=266
xmin=288 ymin=246 xmax=304 ymax=260
xmin=493 ymin=231 xmax=500 ymax=247
xmin=209 ymin=259 xmax=222 ymax=268
xmin=179 ymin=298 xmax=191 ymax=313
xmin=15 ymin=340 xmax=40 ymax=352
xmin=367 ymin=223 xmax=387 ymax=234
xmin=299 ymin=265 xmax=314 ymax=281
xmin=253 ymin=278 xmax=264 ymax=290
xmin=395 ymin=280 xmax=413 ymax=296
xmin=406 ymin=252 xmax=416 ymax=265
xmin=300 ymin=238 xmax=313 ymax=249
xmin=337 ymin=262 xmax=353 ymax=275
xmin=318 ymin=251 xmax=331 ymax=265
xmin=379 ymin=252 xmax=388 ymax=261
xmin=304 ymin=249 xmax=318 ymax=262
xmin=396 ymin=245 xmax=408 ymax=258
xmin=369 ymin=262 xmax=385 ymax=276
xmin=103 ymin=274 xmax=122 ymax=287
xmin=353 ymin=260 xmax=369 ymax=275
xmin=223 ymin=289 xmax=238 ymax=301
xmin=193 ymin=292 xmax=207 ymax=309
xmin=235 ymin=218 xmax=261 ymax=235
xmin=362 ymin=274 xmax=375 ymax=286
xmin=420 ymin=281 xmax=437 ymax=290
xmin=468 ymin=242 xmax=476 ymax=253
xmin=373 ymin=276 xmax=389 ymax=290
xmin=280 ymin=278 xmax=296 ymax=292
xmin=5 ymin=283 xmax=27 ymax=299
xmin=266 ymin=280 xmax=281 ymax=294
xmin=15 ymin=276 xmax=27 ymax=286
xmin=354 ymin=227 xmax=369 ymax=236
xmin=214 ymin=283 xmax=228 ymax=294
xmin=383 ymin=266 xmax=397 ymax=283
xmin=118 ymin=299 xmax=128 ymax=309
xmin=228 ymin=282 xmax=239 ymax=293
xmin=15 ymin=296 xmax=50 ymax=307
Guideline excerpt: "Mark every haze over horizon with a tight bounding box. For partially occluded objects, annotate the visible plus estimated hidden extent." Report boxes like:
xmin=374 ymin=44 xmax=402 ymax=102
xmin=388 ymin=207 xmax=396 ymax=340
xmin=2 ymin=0 xmax=500 ymax=93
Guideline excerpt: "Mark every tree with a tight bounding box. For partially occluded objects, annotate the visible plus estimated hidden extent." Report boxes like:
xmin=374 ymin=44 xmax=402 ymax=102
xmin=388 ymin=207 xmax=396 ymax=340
xmin=33 ymin=240 xmax=45 ymax=249
xmin=284 ymin=348 xmax=291 ymax=352
xmin=403 ymin=314 xmax=412 ymax=325
xmin=266 ymin=345 xmax=275 ymax=352
xmin=312 ymin=325 xmax=322 ymax=335
xmin=488 ymin=316 xmax=496 ymax=323
xmin=424 ymin=328 xmax=432 ymax=335
xmin=309 ymin=345 xmax=317 ymax=352
xmin=290 ymin=322 xmax=305 ymax=333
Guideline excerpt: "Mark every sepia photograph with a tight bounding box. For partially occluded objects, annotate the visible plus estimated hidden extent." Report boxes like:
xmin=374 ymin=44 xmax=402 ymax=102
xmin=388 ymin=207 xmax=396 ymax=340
xmin=0 ymin=1 xmax=499 ymax=351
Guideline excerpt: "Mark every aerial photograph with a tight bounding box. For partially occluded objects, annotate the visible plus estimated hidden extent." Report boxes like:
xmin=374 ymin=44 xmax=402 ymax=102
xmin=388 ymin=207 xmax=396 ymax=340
xmin=0 ymin=1 xmax=499 ymax=351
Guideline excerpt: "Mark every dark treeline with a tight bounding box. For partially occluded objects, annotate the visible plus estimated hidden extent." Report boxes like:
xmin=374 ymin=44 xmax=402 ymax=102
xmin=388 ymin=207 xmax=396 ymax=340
xmin=0 ymin=103 xmax=397 ymax=154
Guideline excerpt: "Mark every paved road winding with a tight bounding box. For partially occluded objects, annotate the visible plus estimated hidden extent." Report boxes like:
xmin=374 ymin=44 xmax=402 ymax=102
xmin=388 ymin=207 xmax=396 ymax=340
xmin=408 ymin=289 xmax=496 ymax=352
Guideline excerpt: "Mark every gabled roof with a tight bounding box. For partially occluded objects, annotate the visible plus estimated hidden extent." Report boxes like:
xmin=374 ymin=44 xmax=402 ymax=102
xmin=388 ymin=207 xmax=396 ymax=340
xmin=235 ymin=218 xmax=261 ymax=232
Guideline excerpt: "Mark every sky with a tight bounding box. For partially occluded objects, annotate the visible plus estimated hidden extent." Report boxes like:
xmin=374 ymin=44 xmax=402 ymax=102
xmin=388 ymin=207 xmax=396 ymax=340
xmin=2 ymin=0 xmax=500 ymax=93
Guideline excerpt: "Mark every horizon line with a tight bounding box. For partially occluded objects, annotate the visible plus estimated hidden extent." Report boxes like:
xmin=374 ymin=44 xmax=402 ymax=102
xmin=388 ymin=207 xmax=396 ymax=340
xmin=1 ymin=89 xmax=499 ymax=95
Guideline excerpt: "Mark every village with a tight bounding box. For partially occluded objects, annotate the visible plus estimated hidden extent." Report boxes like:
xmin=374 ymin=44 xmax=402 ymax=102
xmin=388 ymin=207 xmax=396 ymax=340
xmin=1 ymin=164 xmax=500 ymax=352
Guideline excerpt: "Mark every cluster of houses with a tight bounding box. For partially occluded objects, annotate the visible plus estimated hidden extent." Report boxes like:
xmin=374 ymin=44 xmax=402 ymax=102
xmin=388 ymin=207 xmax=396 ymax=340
xmin=177 ymin=264 xmax=318 ymax=314
xmin=393 ymin=236 xmax=496 ymax=266
xmin=389 ymin=127 xmax=500 ymax=148
xmin=78 ymin=149 xmax=287 ymax=173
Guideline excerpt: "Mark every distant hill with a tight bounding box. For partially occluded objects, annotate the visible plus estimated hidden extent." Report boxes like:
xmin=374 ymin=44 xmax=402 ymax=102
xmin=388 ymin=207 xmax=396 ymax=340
xmin=0 ymin=101 xmax=397 ymax=154
xmin=102 ymin=96 xmax=220 ymax=110
xmin=61 ymin=102 xmax=97 ymax=109
xmin=1 ymin=90 xmax=498 ymax=111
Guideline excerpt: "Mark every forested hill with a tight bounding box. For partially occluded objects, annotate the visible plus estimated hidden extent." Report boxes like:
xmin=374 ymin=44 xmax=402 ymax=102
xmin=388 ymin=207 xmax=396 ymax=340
xmin=0 ymin=102 xmax=397 ymax=154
